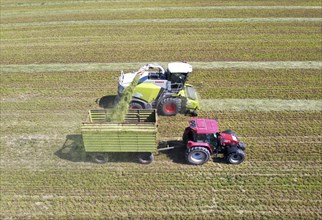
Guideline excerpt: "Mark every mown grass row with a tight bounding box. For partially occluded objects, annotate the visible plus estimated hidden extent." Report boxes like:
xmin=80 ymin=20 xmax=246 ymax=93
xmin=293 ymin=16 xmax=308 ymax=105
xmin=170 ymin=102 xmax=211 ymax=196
xmin=3 ymin=8 xmax=322 ymax=24
xmin=2 ymin=68 xmax=321 ymax=100
xmin=1 ymin=164 xmax=321 ymax=219
xmin=2 ymin=0 xmax=321 ymax=10
xmin=1 ymin=22 xmax=321 ymax=64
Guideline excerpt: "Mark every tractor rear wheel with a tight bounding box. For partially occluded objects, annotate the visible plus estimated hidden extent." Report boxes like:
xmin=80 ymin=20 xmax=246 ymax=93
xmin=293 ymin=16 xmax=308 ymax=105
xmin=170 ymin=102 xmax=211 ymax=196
xmin=226 ymin=148 xmax=245 ymax=165
xmin=158 ymin=98 xmax=181 ymax=116
xmin=91 ymin=153 xmax=109 ymax=164
xmin=137 ymin=152 xmax=154 ymax=164
xmin=186 ymin=147 xmax=210 ymax=165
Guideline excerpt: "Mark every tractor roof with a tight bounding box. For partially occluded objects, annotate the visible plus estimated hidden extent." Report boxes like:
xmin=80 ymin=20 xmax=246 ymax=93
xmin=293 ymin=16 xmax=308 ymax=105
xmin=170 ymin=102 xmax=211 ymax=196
xmin=168 ymin=62 xmax=192 ymax=74
xmin=189 ymin=118 xmax=219 ymax=134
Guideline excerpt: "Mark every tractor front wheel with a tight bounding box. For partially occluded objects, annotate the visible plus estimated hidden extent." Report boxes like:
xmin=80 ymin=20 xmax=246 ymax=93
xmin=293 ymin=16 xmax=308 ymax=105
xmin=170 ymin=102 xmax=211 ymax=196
xmin=158 ymin=98 xmax=181 ymax=116
xmin=186 ymin=147 xmax=210 ymax=165
xmin=226 ymin=149 xmax=245 ymax=165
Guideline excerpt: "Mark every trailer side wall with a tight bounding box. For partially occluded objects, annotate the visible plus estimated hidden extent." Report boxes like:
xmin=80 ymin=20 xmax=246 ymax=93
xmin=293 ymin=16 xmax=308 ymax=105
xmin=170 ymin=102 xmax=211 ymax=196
xmin=81 ymin=110 xmax=157 ymax=153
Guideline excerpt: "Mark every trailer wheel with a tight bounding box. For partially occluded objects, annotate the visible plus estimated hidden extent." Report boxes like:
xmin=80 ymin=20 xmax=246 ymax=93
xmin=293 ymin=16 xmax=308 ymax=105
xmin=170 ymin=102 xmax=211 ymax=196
xmin=158 ymin=98 xmax=181 ymax=116
xmin=91 ymin=153 xmax=109 ymax=164
xmin=226 ymin=149 xmax=245 ymax=165
xmin=186 ymin=147 xmax=210 ymax=165
xmin=137 ymin=152 xmax=154 ymax=164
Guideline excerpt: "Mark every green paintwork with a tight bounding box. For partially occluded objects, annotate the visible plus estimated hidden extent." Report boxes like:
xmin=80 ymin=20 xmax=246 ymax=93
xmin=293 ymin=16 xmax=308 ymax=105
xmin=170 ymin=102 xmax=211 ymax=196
xmin=176 ymin=84 xmax=201 ymax=111
xmin=133 ymin=82 xmax=162 ymax=103
xmin=82 ymin=109 xmax=157 ymax=153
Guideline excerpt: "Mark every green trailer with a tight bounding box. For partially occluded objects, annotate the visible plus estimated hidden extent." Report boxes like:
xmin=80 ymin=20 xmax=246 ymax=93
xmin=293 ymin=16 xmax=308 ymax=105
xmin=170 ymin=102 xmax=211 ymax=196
xmin=81 ymin=109 xmax=158 ymax=164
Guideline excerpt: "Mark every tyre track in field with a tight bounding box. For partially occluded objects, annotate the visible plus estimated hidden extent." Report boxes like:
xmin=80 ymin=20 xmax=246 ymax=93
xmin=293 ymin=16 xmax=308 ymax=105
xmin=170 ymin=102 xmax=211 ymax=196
xmin=1 ymin=18 xmax=322 ymax=28
xmin=1 ymin=61 xmax=321 ymax=73
xmin=2 ymin=6 xmax=321 ymax=17
xmin=200 ymin=99 xmax=322 ymax=112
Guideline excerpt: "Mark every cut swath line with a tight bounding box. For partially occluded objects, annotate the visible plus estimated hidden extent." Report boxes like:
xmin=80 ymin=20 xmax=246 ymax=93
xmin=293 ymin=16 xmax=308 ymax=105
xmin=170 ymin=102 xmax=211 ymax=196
xmin=2 ymin=6 xmax=322 ymax=17
xmin=1 ymin=62 xmax=321 ymax=73
xmin=1 ymin=18 xmax=322 ymax=28
xmin=201 ymin=99 xmax=322 ymax=112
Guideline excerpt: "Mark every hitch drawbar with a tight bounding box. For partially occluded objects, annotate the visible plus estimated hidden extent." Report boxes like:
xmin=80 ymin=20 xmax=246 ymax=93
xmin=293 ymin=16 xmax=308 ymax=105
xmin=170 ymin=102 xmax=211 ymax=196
xmin=157 ymin=140 xmax=185 ymax=152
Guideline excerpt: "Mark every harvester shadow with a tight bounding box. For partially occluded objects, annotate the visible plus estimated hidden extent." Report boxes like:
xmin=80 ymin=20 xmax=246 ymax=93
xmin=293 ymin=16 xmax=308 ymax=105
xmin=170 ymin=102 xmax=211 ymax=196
xmin=158 ymin=140 xmax=187 ymax=164
xmin=96 ymin=95 xmax=117 ymax=109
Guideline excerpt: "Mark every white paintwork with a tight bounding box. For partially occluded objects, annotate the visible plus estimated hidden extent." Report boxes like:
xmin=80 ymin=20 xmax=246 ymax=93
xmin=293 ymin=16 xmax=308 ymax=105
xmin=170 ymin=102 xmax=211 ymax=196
xmin=167 ymin=62 xmax=192 ymax=73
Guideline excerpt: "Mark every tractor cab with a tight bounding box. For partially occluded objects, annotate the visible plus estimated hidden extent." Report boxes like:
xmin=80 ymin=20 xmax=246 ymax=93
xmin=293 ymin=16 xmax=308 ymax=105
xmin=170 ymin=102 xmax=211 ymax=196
xmin=183 ymin=118 xmax=246 ymax=165
xmin=183 ymin=118 xmax=219 ymax=147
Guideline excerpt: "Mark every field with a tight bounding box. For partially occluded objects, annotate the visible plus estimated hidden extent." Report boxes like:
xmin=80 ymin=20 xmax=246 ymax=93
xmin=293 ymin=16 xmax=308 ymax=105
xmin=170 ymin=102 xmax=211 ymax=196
xmin=1 ymin=0 xmax=321 ymax=219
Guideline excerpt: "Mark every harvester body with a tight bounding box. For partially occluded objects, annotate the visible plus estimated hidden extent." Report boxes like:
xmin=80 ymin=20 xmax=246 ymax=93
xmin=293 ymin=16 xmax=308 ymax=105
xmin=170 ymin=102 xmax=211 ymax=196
xmin=117 ymin=62 xmax=200 ymax=116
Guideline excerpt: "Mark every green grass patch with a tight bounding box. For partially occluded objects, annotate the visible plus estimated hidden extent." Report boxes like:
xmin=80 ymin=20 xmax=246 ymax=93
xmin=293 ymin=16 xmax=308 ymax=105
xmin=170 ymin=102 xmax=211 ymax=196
xmin=1 ymin=22 xmax=321 ymax=64
xmin=1 ymin=0 xmax=321 ymax=219
xmin=190 ymin=69 xmax=322 ymax=99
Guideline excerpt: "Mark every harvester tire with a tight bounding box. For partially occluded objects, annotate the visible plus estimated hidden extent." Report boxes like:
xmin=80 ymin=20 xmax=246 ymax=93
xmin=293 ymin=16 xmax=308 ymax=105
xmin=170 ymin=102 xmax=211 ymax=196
xmin=226 ymin=148 xmax=245 ymax=165
xmin=158 ymin=98 xmax=181 ymax=116
xmin=186 ymin=147 xmax=210 ymax=165
xmin=91 ymin=153 xmax=109 ymax=164
xmin=129 ymin=102 xmax=143 ymax=109
xmin=137 ymin=152 xmax=154 ymax=164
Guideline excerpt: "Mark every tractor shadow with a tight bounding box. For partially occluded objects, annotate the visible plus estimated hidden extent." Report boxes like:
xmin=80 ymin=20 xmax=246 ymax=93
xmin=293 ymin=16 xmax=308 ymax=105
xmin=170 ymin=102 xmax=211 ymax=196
xmin=56 ymin=134 xmax=140 ymax=163
xmin=158 ymin=140 xmax=228 ymax=165
xmin=158 ymin=140 xmax=187 ymax=164
xmin=96 ymin=95 xmax=117 ymax=109
xmin=212 ymin=156 xmax=228 ymax=164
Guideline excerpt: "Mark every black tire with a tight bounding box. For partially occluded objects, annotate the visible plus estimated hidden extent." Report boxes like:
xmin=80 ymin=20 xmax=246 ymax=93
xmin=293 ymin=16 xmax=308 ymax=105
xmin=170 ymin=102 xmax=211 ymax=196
xmin=226 ymin=148 xmax=245 ymax=165
xmin=137 ymin=152 xmax=154 ymax=164
xmin=158 ymin=98 xmax=181 ymax=116
xmin=186 ymin=147 xmax=210 ymax=165
xmin=182 ymin=128 xmax=192 ymax=145
xmin=129 ymin=102 xmax=144 ymax=109
xmin=91 ymin=153 xmax=109 ymax=164
xmin=182 ymin=133 xmax=188 ymax=145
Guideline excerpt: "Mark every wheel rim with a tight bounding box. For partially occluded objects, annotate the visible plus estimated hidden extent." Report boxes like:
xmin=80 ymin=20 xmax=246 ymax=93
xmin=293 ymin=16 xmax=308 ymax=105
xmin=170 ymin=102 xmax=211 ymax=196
xmin=190 ymin=151 xmax=206 ymax=163
xmin=230 ymin=153 xmax=242 ymax=164
xmin=138 ymin=152 xmax=153 ymax=164
xmin=164 ymin=103 xmax=176 ymax=113
xmin=94 ymin=154 xmax=107 ymax=163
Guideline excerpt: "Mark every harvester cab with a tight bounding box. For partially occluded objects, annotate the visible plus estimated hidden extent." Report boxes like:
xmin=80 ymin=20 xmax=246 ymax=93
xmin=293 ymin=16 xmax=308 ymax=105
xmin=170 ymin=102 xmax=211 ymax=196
xmin=117 ymin=62 xmax=200 ymax=116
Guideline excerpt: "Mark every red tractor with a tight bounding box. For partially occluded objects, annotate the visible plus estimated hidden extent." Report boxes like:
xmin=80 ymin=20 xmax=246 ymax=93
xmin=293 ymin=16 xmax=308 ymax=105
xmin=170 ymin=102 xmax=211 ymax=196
xmin=182 ymin=118 xmax=246 ymax=165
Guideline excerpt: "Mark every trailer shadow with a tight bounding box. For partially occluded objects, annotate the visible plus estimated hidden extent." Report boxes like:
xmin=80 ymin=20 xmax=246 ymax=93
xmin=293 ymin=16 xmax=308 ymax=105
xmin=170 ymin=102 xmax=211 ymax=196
xmin=55 ymin=134 xmax=88 ymax=162
xmin=158 ymin=140 xmax=187 ymax=164
xmin=96 ymin=95 xmax=117 ymax=109
xmin=56 ymin=134 xmax=144 ymax=164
